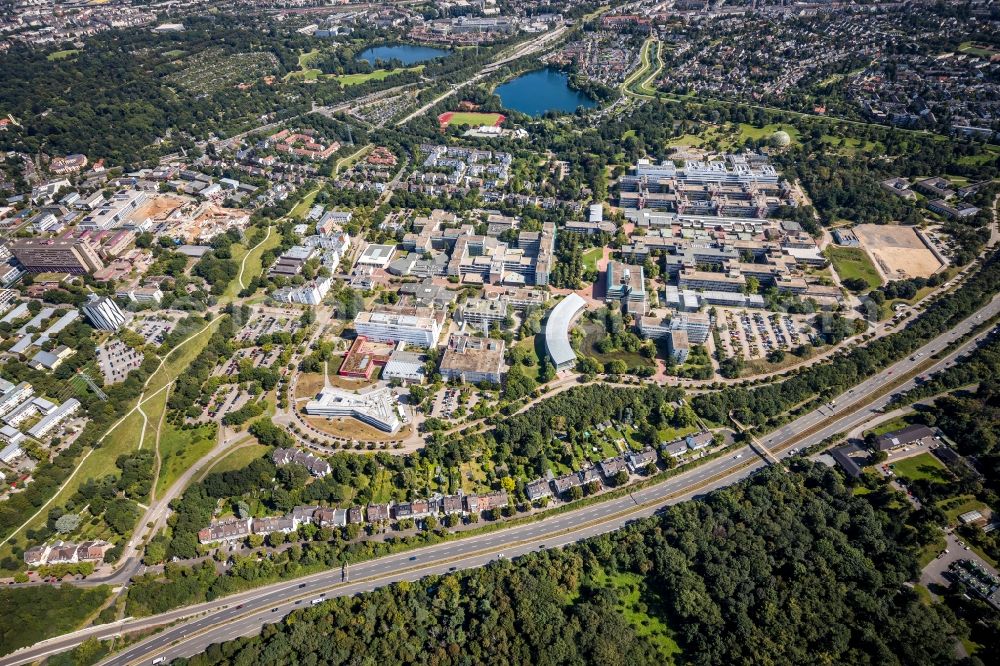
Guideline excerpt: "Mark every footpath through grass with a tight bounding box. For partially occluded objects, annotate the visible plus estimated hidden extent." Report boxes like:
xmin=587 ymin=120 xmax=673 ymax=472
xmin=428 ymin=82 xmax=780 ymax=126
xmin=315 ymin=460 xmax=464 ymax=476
xmin=0 ymin=318 xmax=221 ymax=564
xmin=198 ymin=442 xmax=269 ymax=480
xmin=156 ymin=422 xmax=217 ymax=500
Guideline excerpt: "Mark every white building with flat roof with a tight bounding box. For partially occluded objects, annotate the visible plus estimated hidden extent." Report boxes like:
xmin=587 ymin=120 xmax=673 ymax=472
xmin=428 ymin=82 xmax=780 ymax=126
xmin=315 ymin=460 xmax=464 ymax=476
xmin=304 ymin=386 xmax=402 ymax=433
xmin=355 ymin=244 xmax=395 ymax=268
xmin=354 ymin=308 xmax=442 ymax=347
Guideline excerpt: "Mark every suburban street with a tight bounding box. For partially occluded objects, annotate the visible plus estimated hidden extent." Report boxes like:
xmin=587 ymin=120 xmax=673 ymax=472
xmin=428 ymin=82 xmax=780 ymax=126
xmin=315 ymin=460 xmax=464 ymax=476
xmin=3 ymin=292 xmax=996 ymax=666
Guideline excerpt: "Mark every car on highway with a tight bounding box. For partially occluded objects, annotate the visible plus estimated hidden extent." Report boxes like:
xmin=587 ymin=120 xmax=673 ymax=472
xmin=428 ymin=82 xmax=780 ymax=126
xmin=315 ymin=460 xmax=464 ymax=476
xmin=298 ymin=583 xmax=307 ymax=588
xmin=311 ymin=598 xmax=324 ymax=605
xmin=409 ymin=556 xmax=417 ymax=561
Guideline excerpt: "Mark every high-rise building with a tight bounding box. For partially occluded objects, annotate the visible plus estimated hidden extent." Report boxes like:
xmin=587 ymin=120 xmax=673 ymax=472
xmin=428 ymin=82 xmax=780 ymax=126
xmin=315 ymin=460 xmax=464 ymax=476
xmin=81 ymin=295 xmax=126 ymax=331
xmin=8 ymin=238 xmax=104 ymax=275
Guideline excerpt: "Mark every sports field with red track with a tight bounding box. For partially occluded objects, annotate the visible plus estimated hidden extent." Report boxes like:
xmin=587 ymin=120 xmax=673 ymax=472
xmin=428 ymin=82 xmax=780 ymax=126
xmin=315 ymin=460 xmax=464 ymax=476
xmin=438 ymin=111 xmax=505 ymax=128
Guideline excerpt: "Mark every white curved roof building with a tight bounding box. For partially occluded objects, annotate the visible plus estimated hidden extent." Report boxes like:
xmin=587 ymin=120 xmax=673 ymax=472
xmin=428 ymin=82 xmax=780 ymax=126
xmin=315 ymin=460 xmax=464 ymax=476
xmin=544 ymin=293 xmax=586 ymax=370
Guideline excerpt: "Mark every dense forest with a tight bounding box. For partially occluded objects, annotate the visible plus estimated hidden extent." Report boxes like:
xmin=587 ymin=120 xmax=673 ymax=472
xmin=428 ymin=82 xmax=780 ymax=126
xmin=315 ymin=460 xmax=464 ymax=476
xmin=178 ymin=464 xmax=977 ymax=666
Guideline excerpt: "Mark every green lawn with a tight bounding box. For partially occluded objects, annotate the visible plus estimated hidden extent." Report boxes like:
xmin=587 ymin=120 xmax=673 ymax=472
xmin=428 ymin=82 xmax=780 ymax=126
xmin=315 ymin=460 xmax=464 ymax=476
xmin=820 ymin=135 xmax=883 ymax=156
xmin=938 ymin=494 xmax=990 ymax=526
xmin=824 ymin=245 xmax=882 ymax=290
xmin=236 ymin=226 xmax=281 ymax=292
xmin=588 ymin=567 xmax=682 ymax=664
xmin=46 ymin=49 xmax=79 ymax=61
xmin=147 ymin=318 xmax=222 ymax=395
xmin=198 ymin=442 xmax=268 ymax=481
xmin=957 ymin=144 xmax=1000 ymax=167
xmin=890 ymin=452 xmax=950 ymax=484
xmin=289 ymin=188 xmax=321 ymax=220
xmin=0 ymin=317 xmax=222 ymax=565
xmin=163 ymin=49 xmax=186 ymax=59
xmin=958 ymin=41 xmax=998 ymax=58
xmin=737 ymin=123 xmax=800 ymax=145
xmin=156 ymin=423 xmax=218 ymax=499
xmin=512 ymin=335 xmax=545 ymax=382
xmin=334 ymin=66 xmax=422 ymax=86
xmin=656 ymin=424 xmax=700 ymax=443
xmin=582 ymin=247 xmax=603 ymax=272
xmin=441 ymin=111 xmax=505 ymax=127
xmin=865 ymin=413 xmax=920 ymax=437
xmin=1 ymin=408 xmax=147 ymax=557
xmin=286 ymin=68 xmax=322 ymax=81
xmin=912 ymin=583 xmax=934 ymax=606
xmin=297 ymin=49 xmax=320 ymax=68
xmin=371 ymin=468 xmax=394 ymax=504
xmin=918 ymin=534 xmax=947 ymax=568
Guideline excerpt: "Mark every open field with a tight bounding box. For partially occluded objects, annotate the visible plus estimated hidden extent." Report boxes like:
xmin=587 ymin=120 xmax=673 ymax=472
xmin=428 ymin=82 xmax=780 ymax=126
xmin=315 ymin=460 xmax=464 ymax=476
xmin=157 ymin=423 xmax=217 ymax=499
xmin=46 ymin=49 xmax=79 ymax=61
xmin=736 ymin=122 xmax=800 ymax=145
xmin=0 ymin=317 xmax=221 ymax=564
xmin=864 ymin=413 xmax=920 ymax=437
xmin=230 ymin=226 xmax=280 ymax=295
xmin=854 ymin=224 xmax=943 ymax=280
xmin=438 ymin=111 xmax=505 ymax=128
xmin=582 ymin=247 xmax=603 ymax=272
xmin=958 ymin=41 xmax=999 ymax=58
xmin=823 ymin=245 xmax=882 ymax=290
xmin=587 ymin=567 xmax=682 ymax=664
xmin=295 ymin=371 xmax=329 ymax=402
xmin=199 ymin=443 xmax=269 ymax=479
xmin=890 ymin=452 xmax=950 ymax=484
xmin=666 ymin=122 xmax=799 ymax=152
xmin=938 ymin=494 xmax=990 ymax=525
xmin=335 ymin=66 xmax=422 ymax=86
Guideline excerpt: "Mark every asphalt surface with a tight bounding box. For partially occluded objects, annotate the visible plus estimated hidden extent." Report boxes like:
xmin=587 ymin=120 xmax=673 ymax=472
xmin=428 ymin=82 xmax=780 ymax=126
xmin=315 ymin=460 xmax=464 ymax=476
xmin=3 ymin=296 xmax=998 ymax=666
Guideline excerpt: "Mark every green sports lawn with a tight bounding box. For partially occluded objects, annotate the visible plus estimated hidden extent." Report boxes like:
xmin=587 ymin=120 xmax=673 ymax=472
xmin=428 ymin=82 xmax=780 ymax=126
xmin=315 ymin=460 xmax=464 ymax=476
xmin=890 ymin=452 xmax=950 ymax=484
xmin=439 ymin=111 xmax=505 ymax=127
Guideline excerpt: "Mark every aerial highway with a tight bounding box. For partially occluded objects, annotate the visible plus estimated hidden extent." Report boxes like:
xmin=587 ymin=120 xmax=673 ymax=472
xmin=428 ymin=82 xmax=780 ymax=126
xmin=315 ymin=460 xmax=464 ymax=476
xmin=3 ymin=296 xmax=997 ymax=666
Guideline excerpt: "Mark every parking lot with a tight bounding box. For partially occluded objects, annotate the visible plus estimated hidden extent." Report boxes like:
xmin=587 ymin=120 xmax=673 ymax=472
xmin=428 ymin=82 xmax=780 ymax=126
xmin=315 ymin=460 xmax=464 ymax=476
xmin=214 ymin=346 xmax=281 ymax=377
xmin=236 ymin=307 xmax=303 ymax=344
xmin=96 ymin=340 xmax=144 ymax=384
xmin=718 ymin=308 xmax=811 ymax=360
xmin=128 ymin=315 xmax=178 ymax=346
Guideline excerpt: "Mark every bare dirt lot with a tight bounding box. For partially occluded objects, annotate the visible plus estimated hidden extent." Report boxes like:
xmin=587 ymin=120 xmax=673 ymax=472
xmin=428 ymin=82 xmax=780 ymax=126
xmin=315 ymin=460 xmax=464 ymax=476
xmin=134 ymin=194 xmax=186 ymax=221
xmin=854 ymin=224 xmax=943 ymax=280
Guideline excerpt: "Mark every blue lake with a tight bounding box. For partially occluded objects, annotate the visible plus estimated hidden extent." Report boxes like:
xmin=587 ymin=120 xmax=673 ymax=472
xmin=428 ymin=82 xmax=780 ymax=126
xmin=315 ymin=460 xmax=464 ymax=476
xmin=495 ymin=68 xmax=597 ymax=117
xmin=357 ymin=44 xmax=449 ymax=66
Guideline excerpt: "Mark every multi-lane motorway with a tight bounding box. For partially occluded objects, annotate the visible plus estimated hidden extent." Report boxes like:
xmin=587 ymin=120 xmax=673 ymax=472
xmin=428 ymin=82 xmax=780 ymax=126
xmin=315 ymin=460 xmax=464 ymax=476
xmin=3 ymin=296 xmax=997 ymax=666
